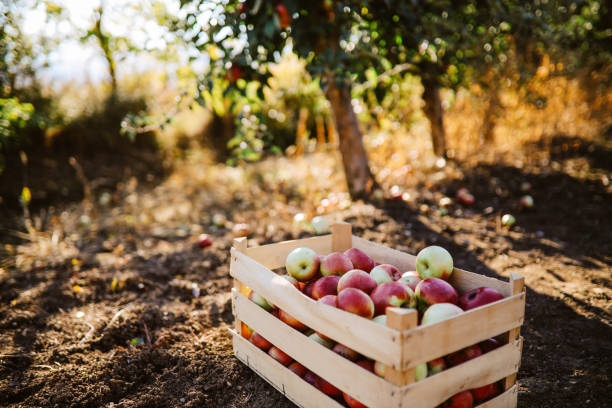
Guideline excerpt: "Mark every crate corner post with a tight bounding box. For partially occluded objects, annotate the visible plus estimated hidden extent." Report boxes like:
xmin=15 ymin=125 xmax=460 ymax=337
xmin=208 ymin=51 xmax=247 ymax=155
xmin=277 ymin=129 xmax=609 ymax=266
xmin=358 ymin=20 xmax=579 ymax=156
xmin=504 ymin=272 xmax=525 ymax=392
xmin=331 ymin=222 xmax=352 ymax=252
xmin=384 ymin=306 xmax=418 ymax=404
xmin=232 ymin=237 xmax=248 ymax=334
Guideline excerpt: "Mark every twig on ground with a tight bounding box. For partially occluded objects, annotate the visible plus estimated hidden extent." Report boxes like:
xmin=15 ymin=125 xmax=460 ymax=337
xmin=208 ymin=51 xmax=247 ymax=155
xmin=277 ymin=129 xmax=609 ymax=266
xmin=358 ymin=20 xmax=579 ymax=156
xmin=143 ymin=322 xmax=152 ymax=348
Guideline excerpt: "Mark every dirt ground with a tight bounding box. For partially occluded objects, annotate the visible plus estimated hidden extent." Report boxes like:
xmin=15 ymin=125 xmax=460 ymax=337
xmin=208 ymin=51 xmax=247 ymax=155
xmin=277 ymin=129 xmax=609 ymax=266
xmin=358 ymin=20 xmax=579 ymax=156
xmin=1 ymin=134 xmax=611 ymax=407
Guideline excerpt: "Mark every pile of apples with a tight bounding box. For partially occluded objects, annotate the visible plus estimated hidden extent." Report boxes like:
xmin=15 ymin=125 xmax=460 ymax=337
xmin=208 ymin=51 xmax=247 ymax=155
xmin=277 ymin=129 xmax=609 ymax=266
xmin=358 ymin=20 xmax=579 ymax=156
xmin=241 ymin=245 xmax=507 ymax=408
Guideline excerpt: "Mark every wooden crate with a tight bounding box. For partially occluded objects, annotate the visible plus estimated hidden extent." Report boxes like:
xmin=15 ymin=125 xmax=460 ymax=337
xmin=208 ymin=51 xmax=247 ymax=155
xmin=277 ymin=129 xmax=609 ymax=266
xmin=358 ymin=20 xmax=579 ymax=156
xmin=229 ymin=223 xmax=525 ymax=408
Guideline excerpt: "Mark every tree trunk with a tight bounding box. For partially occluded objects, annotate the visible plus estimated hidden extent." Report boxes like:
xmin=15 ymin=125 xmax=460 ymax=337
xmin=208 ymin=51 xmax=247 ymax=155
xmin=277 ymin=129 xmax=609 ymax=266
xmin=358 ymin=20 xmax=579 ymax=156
xmin=481 ymin=89 xmax=500 ymax=144
xmin=325 ymin=79 xmax=376 ymax=199
xmin=295 ymin=107 xmax=309 ymax=155
xmin=422 ymin=82 xmax=447 ymax=158
xmin=315 ymin=115 xmax=326 ymax=150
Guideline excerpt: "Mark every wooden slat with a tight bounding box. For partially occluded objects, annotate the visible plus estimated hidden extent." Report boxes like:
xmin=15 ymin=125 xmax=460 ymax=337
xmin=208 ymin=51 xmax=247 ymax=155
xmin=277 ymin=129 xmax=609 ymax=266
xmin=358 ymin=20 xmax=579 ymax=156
xmin=233 ymin=238 xmax=248 ymax=334
xmin=244 ymin=235 xmax=332 ymax=270
xmin=231 ymin=330 xmax=344 ymax=408
xmin=230 ymin=249 xmax=402 ymax=368
xmin=400 ymin=338 xmax=522 ymax=407
xmin=232 ymin=289 xmax=396 ymax=408
xmin=351 ymin=235 xmax=417 ymax=271
xmin=504 ymin=273 xmax=525 ymax=390
xmin=331 ymin=222 xmax=352 ymax=252
xmin=402 ymin=292 xmax=526 ymax=368
xmin=449 ymin=268 xmax=513 ymax=297
xmin=475 ymin=384 xmax=518 ymax=408
xmin=385 ymin=308 xmax=418 ymax=387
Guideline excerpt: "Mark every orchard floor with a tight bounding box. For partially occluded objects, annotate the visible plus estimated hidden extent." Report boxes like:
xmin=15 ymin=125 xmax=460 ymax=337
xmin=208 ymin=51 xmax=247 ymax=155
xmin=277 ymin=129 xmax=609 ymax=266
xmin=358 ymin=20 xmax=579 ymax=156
xmin=1 ymin=135 xmax=611 ymax=408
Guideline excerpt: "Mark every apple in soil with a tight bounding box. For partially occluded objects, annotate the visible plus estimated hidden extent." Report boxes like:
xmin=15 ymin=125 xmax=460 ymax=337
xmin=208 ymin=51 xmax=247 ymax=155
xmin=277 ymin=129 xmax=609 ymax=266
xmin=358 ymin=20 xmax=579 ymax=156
xmin=458 ymin=287 xmax=504 ymax=311
xmin=337 ymin=269 xmax=378 ymax=295
xmin=416 ymin=278 xmax=459 ymax=312
xmin=268 ymin=346 xmax=293 ymax=366
xmin=344 ymin=248 xmax=375 ymax=272
xmin=520 ymin=195 xmax=534 ymax=209
xmin=370 ymin=264 xmax=401 ymax=284
xmin=197 ymin=233 xmax=212 ymax=248
xmin=370 ymin=281 xmax=415 ymax=316
xmin=320 ymin=252 xmax=353 ymax=276
xmin=421 ymin=303 xmax=463 ymax=325
xmin=311 ymin=275 xmax=341 ymax=299
xmin=286 ymin=247 xmax=320 ymax=282
xmin=337 ymin=288 xmax=375 ymax=319
xmin=416 ymin=246 xmax=454 ymax=280
xmin=441 ymin=390 xmax=474 ymax=408
xmin=399 ymin=271 xmax=421 ymax=291
xmin=311 ymin=215 xmax=330 ymax=234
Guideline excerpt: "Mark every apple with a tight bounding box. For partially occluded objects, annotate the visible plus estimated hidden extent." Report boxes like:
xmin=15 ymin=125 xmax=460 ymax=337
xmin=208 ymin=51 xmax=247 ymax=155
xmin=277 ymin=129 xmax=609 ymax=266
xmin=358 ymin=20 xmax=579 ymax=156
xmin=520 ymin=181 xmax=532 ymax=192
xmin=316 ymin=375 xmax=341 ymax=396
xmin=370 ymin=264 xmax=401 ymax=284
xmin=416 ymin=246 xmax=454 ymax=280
xmin=288 ymin=361 xmax=307 ymax=378
xmin=332 ymin=343 xmax=360 ymax=361
xmin=240 ymin=322 xmax=253 ymax=340
xmin=268 ymin=346 xmax=293 ymax=366
xmin=197 ymin=233 xmax=212 ymax=248
xmin=399 ymin=271 xmax=421 ymax=291
xmin=281 ymin=274 xmax=300 ymax=289
xmin=478 ymin=338 xmax=501 ymax=354
xmin=501 ymin=213 xmax=515 ymax=227
xmin=355 ymin=359 xmax=374 ymax=372
xmin=441 ymin=391 xmax=474 ymax=408
xmin=311 ymin=216 xmax=330 ymax=234
xmin=370 ymin=282 xmax=416 ymax=316
xmin=520 ymin=195 xmax=534 ymax=209
xmin=312 ymin=275 xmax=341 ymax=299
xmin=415 ymin=278 xmax=459 ymax=312
xmin=458 ymin=287 xmax=504 ymax=311
xmin=279 ymin=309 xmax=308 ymax=331
xmin=471 ymin=382 xmax=501 ymax=403
xmin=446 ymin=344 xmax=483 ymax=367
xmin=374 ymin=360 xmax=386 ymax=377
xmin=337 ymin=269 xmax=378 ymax=295
xmin=309 ymin=332 xmax=335 ymax=349
xmin=372 ymin=315 xmax=387 ymax=325
xmin=302 ymin=280 xmax=316 ymax=298
xmin=344 ymin=248 xmax=375 ymax=272
xmin=421 ymin=303 xmax=463 ymax=325
xmin=248 ymin=291 xmax=274 ymax=312
xmin=250 ymin=332 xmax=272 ymax=351
xmin=286 ymin=247 xmax=320 ymax=282
xmin=304 ymin=370 xmax=318 ymax=387
xmin=415 ymin=362 xmax=428 ymax=381
xmin=337 ymin=288 xmax=375 ymax=319
xmin=427 ymin=357 xmax=446 ymax=376
xmin=316 ymin=295 xmax=338 ymax=340
xmin=456 ymin=188 xmax=475 ymax=206
xmin=320 ymin=252 xmax=353 ymax=276
xmin=343 ymin=393 xmax=368 ymax=408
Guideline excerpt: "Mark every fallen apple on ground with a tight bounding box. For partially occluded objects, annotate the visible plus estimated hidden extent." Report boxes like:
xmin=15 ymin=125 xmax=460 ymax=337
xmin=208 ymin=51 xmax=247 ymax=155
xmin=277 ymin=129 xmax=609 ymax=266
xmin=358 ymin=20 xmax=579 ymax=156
xmin=337 ymin=288 xmax=375 ymax=319
xmin=416 ymin=246 xmax=454 ymax=280
xmin=197 ymin=233 xmax=212 ymax=248
xmin=344 ymin=248 xmax=375 ymax=272
xmin=458 ymin=287 xmax=504 ymax=311
xmin=416 ymin=278 xmax=459 ymax=312
xmin=320 ymin=252 xmax=353 ymax=276
xmin=337 ymin=269 xmax=378 ymax=295
xmin=370 ymin=264 xmax=401 ymax=284
xmin=370 ymin=281 xmax=415 ymax=316
xmin=268 ymin=346 xmax=293 ymax=366
xmin=501 ymin=213 xmax=515 ymax=227
xmin=311 ymin=215 xmax=330 ymax=234
xmin=286 ymin=247 xmax=320 ymax=282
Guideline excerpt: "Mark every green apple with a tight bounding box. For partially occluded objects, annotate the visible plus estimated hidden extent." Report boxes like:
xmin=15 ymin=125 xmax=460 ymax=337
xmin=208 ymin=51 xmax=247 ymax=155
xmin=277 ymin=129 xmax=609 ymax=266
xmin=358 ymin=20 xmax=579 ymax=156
xmin=416 ymin=246 xmax=454 ymax=280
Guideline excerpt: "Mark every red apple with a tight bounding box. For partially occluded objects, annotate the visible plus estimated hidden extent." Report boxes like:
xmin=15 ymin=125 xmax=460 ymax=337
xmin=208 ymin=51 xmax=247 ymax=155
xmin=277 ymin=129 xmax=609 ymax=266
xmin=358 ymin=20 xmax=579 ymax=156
xmin=370 ymin=264 xmax=401 ymax=284
xmin=288 ymin=361 xmax=307 ymax=377
xmin=471 ymin=382 xmax=500 ymax=403
xmin=478 ymin=338 xmax=501 ymax=354
xmin=457 ymin=188 xmax=475 ymax=206
xmin=415 ymin=278 xmax=459 ymax=312
xmin=458 ymin=287 xmax=504 ymax=311
xmin=281 ymin=274 xmax=300 ymax=289
xmin=421 ymin=303 xmax=463 ymax=325
xmin=441 ymin=390 xmax=474 ymax=408
xmin=445 ymin=344 xmax=482 ymax=367
xmin=303 ymin=280 xmax=316 ymax=298
xmin=337 ymin=269 xmax=377 ymax=295
xmin=343 ymin=393 xmax=368 ymax=408
xmin=315 ymin=295 xmax=337 ymax=341
xmin=197 ymin=234 xmax=212 ymax=248
xmin=332 ymin=343 xmax=360 ymax=361
xmin=250 ymin=332 xmax=272 ymax=351
xmin=316 ymin=375 xmax=341 ymax=396
xmin=355 ymin=359 xmax=374 ymax=372
xmin=337 ymin=288 xmax=374 ymax=319
xmin=399 ymin=271 xmax=421 ymax=291
xmin=344 ymin=248 xmax=375 ymax=272
xmin=304 ymin=370 xmax=318 ymax=387
xmin=309 ymin=332 xmax=335 ymax=349
xmin=371 ymin=281 xmax=416 ymax=316
xmin=286 ymin=247 xmax=320 ymax=282
xmin=279 ymin=309 xmax=308 ymax=331
xmin=312 ymin=275 xmax=341 ymax=299
xmin=520 ymin=195 xmax=534 ymax=209
xmin=416 ymin=246 xmax=454 ymax=280
xmin=320 ymin=252 xmax=353 ymax=276
xmin=241 ymin=322 xmax=253 ymax=340
xmin=268 ymin=346 xmax=293 ymax=366
xmin=248 ymin=291 xmax=274 ymax=312
xmin=427 ymin=357 xmax=446 ymax=376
